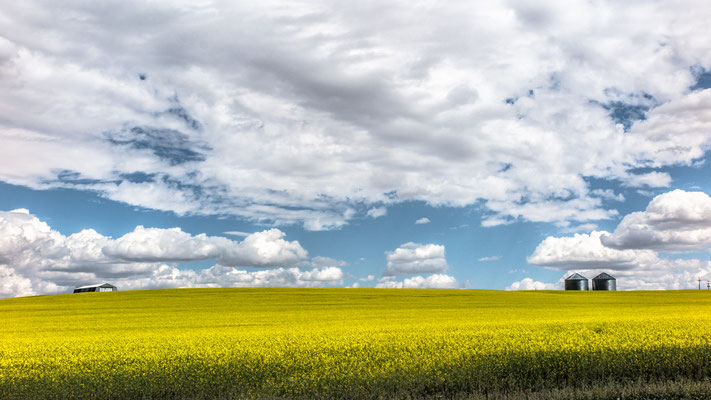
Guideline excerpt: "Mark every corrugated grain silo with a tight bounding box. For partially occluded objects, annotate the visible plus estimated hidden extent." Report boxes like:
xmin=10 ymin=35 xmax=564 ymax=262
xmin=592 ymin=273 xmax=616 ymax=291
xmin=564 ymin=273 xmax=589 ymax=291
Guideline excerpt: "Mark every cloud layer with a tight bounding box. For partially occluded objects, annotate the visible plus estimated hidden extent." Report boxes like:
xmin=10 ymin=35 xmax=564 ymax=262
xmin=1 ymin=1 xmax=710 ymax=229
xmin=0 ymin=209 xmax=341 ymax=298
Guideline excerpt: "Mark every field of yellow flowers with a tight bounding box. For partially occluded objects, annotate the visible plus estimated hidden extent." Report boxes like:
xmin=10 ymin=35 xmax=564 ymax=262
xmin=1 ymin=288 xmax=711 ymax=399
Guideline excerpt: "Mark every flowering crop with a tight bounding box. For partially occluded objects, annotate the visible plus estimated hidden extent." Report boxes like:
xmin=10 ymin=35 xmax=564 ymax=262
xmin=1 ymin=288 xmax=711 ymax=399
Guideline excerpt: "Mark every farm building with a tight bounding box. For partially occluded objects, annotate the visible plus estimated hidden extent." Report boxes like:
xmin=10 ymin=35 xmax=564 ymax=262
xmin=73 ymin=283 xmax=117 ymax=293
xmin=564 ymin=273 xmax=589 ymax=291
xmin=592 ymin=273 xmax=616 ymax=291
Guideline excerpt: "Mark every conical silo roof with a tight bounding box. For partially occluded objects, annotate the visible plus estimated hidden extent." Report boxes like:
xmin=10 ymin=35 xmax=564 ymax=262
xmin=565 ymin=273 xmax=588 ymax=281
xmin=593 ymin=272 xmax=615 ymax=281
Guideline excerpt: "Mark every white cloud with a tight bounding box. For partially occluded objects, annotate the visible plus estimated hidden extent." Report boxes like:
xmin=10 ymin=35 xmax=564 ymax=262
xmin=545 ymin=262 xmax=711 ymax=291
xmin=524 ymin=197 xmax=711 ymax=290
xmin=626 ymin=90 xmax=711 ymax=167
xmin=366 ymin=207 xmax=387 ymax=219
xmin=0 ymin=208 xmax=70 ymax=271
xmin=601 ymin=189 xmax=711 ymax=251
xmin=590 ymin=189 xmax=625 ymax=202
xmin=383 ymin=242 xmax=449 ymax=276
xmin=376 ymin=274 xmax=459 ymax=289
xmin=602 ymin=262 xmax=711 ymax=290
xmin=528 ymin=231 xmax=659 ymax=271
xmin=296 ymin=256 xmax=348 ymax=268
xmin=0 ymin=209 xmax=337 ymax=298
xmin=218 ymin=229 xmax=308 ymax=267
xmin=620 ymin=172 xmax=672 ymax=188
xmin=415 ymin=217 xmax=430 ymax=224
xmin=506 ymin=278 xmax=557 ymax=291
xmin=223 ymin=231 xmax=250 ymax=237
xmin=0 ymin=265 xmax=34 ymax=298
xmin=1 ymin=2 xmax=710 ymax=229
xmin=113 ymin=265 xmax=344 ymax=291
xmin=375 ymin=278 xmax=400 ymax=289
xmin=478 ymin=256 xmax=500 ymax=262
xmin=359 ymin=275 xmax=375 ymax=282
xmin=101 ymin=226 xmax=307 ymax=267
xmin=483 ymin=197 xmax=619 ymax=227
xmin=103 ymin=226 xmax=224 ymax=262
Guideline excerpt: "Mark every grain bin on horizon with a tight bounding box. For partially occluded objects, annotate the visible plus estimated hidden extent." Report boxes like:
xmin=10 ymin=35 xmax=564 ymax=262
xmin=592 ymin=273 xmax=616 ymax=291
xmin=564 ymin=273 xmax=589 ymax=291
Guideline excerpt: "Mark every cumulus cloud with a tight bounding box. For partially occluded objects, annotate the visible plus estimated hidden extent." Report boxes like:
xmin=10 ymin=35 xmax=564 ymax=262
xmin=528 ymin=231 xmax=660 ymax=271
xmin=102 ymin=226 xmax=306 ymax=267
xmin=366 ymin=207 xmax=387 ymax=219
xmin=478 ymin=256 xmax=500 ymax=262
xmin=0 ymin=265 xmax=34 ymax=298
xmin=376 ymin=274 xmax=459 ymax=289
xmin=1 ymin=1 xmax=710 ymax=229
xmin=0 ymin=209 xmax=341 ymax=298
xmin=218 ymin=229 xmax=308 ymax=267
xmin=383 ymin=242 xmax=449 ymax=276
xmin=526 ymin=191 xmax=711 ymax=289
xmin=102 ymin=226 xmax=225 ymax=262
xmin=601 ymin=190 xmax=711 ymax=251
xmin=506 ymin=278 xmax=557 ymax=291
xmin=415 ymin=217 xmax=430 ymax=224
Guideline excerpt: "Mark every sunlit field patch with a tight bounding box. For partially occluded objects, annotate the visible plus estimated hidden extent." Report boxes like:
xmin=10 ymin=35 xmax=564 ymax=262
xmin=1 ymin=288 xmax=711 ymax=399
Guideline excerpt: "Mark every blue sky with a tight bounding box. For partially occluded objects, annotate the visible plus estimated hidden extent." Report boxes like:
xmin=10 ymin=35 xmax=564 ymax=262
xmin=1 ymin=1 xmax=711 ymax=297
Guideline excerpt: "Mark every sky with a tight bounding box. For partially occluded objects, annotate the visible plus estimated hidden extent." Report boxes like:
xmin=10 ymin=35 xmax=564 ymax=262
xmin=1 ymin=1 xmax=711 ymax=297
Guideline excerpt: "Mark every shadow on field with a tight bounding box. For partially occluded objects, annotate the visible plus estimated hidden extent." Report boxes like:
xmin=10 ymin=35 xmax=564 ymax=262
xmin=434 ymin=378 xmax=711 ymax=400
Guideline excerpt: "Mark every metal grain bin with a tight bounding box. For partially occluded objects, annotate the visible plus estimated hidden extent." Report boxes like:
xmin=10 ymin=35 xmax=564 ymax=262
xmin=592 ymin=273 xmax=616 ymax=291
xmin=564 ymin=273 xmax=589 ymax=291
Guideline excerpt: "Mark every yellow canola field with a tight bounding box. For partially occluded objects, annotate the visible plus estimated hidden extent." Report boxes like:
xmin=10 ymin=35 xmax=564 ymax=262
xmin=1 ymin=288 xmax=711 ymax=399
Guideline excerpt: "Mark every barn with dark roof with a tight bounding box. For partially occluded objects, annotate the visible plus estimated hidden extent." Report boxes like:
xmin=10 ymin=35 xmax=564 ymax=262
xmin=73 ymin=283 xmax=117 ymax=293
